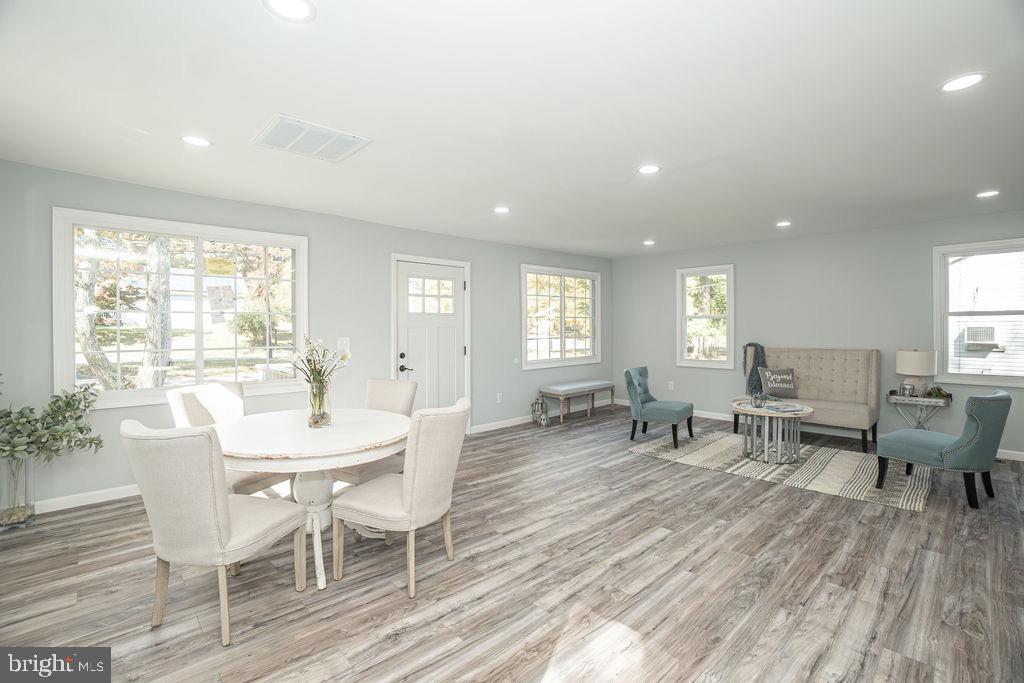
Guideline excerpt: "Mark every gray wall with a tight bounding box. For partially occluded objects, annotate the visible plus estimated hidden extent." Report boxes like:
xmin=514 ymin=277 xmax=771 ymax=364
xmin=613 ymin=211 xmax=1024 ymax=452
xmin=0 ymin=159 xmax=613 ymax=502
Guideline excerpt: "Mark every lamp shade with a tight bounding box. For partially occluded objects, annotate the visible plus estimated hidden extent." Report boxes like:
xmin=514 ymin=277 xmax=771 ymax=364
xmin=896 ymin=349 xmax=936 ymax=376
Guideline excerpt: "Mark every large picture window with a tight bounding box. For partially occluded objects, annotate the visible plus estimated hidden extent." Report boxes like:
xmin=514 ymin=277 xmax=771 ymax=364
xmin=934 ymin=238 xmax=1024 ymax=387
xmin=676 ymin=264 xmax=734 ymax=369
xmin=521 ymin=264 xmax=601 ymax=370
xmin=53 ymin=208 xmax=308 ymax=408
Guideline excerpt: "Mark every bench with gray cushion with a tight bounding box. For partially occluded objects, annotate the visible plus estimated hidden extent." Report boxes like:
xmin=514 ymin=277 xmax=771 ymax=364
xmin=539 ymin=380 xmax=615 ymax=423
xmin=735 ymin=347 xmax=881 ymax=453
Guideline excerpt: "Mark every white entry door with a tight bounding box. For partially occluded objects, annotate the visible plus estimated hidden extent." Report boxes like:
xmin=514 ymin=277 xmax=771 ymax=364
xmin=395 ymin=260 xmax=467 ymax=412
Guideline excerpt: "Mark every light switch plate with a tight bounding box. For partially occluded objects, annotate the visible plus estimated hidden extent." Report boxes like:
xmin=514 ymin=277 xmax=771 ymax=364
xmin=337 ymin=337 xmax=351 ymax=356
xmin=667 ymin=381 xmax=675 ymax=391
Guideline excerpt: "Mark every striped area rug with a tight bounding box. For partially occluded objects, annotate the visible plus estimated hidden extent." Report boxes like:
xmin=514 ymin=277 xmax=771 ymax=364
xmin=628 ymin=429 xmax=932 ymax=512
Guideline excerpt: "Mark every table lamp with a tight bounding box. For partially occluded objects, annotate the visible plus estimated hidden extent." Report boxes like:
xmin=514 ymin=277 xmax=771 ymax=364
xmin=896 ymin=349 xmax=936 ymax=396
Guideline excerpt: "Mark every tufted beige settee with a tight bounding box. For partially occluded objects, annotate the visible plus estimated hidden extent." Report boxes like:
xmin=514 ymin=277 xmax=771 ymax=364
xmin=735 ymin=346 xmax=881 ymax=452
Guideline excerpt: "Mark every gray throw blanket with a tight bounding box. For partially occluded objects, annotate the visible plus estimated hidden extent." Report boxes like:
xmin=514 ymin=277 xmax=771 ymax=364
xmin=743 ymin=342 xmax=766 ymax=395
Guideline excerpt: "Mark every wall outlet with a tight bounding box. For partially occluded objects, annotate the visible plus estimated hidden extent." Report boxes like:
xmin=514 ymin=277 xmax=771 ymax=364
xmin=513 ymin=357 xmax=519 ymax=365
xmin=667 ymin=381 xmax=675 ymax=391
xmin=496 ymin=392 xmax=503 ymax=404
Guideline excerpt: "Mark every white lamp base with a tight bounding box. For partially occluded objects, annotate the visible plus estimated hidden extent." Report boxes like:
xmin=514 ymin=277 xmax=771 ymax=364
xmin=902 ymin=376 xmax=930 ymax=396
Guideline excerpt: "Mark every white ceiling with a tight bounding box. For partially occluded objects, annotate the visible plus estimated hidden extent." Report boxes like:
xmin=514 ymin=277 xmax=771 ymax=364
xmin=1 ymin=0 xmax=1022 ymax=257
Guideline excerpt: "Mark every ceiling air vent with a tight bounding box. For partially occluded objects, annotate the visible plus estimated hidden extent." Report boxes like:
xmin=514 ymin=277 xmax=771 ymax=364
xmin=254 ymin=114 xmax=372 ymax=162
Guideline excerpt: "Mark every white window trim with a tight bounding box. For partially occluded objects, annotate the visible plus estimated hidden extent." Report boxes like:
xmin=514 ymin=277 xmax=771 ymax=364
xmin=676 ymin=264 xmax=735 ymax=370
xmin=933 ymin=237 xmax=1024 ymax=389
xmin=520 ymin=263 xmax=602 ymax=371
xmin=52 ymin=207 xmax=309 ymax=409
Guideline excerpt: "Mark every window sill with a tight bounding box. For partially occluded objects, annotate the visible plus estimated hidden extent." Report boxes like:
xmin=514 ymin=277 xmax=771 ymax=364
xmin=523 ymin=357 xmax=602 ymax=371
xmin=88 ymin=380 xmax=307 ymax=411
xmin=935 ymin=374 xmax=1024 ymax=390
xmin=676 ymin=359 xmax=735 ymax=370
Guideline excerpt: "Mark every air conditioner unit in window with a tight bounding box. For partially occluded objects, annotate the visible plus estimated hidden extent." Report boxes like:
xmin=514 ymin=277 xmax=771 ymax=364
xmin=964 ymin=326 xmax=1004 ymax=352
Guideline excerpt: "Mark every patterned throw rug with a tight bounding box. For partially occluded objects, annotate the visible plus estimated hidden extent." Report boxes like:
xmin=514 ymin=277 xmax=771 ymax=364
xmin=628 ymin=429 xmax=932 ymax=512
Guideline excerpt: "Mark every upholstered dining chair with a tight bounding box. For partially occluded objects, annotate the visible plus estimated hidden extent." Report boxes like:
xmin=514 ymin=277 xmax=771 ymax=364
xmin=332 ymin=379 xmax=418 ymax=489
xmin=876 ymin=391 xmax=1012 ymax=508
xmin=624 ymin=367 xmax=694 ymax=448
xmin=331 ymin=397 xmax=471 ymax=598
xmin=121 ymin=421 xmax=308 ymax=646
xmin=166 ymin=382 xmax=290 ymax=496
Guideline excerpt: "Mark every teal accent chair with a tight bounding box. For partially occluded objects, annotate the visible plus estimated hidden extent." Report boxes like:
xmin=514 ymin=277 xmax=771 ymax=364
xmin=876 ymin=390 xmax=1012 ymax=508
xmin=624 ymin=367 xmax=694 ymax=448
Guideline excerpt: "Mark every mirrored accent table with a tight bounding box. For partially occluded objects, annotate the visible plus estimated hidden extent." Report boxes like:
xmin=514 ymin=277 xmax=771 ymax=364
xmin=886 ymin=393 xmax=952 ymax=430
xmin=731 ymin=400 xmax=814 ymax=465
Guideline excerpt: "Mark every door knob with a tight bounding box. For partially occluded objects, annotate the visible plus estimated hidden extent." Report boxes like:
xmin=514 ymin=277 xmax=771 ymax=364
xmin=399 ymin=364 xmax=414 ymax=372
xmin=399 ymin=352 xmax=406 ymax=359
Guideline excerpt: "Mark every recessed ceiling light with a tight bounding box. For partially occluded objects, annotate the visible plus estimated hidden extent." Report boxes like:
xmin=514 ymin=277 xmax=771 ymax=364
xmin=976 ymin=189 xmax=1000 ymax=198
xmin=776 ymin=220 xmax=791 ymax=228
xmin=637 ymin=164 xmax=660 ymax=175
xmin=181 ymin=135 xmax=212 ymax=147
xmin=263 ymin=0 xmax=316 ymax=22
xmin=493 ymin=206 xmax=510 ymax=214
xmin=939 ymin=72 xmax=986 ymax=93
xmin=643 ymin=240 xmax=655 ymax=246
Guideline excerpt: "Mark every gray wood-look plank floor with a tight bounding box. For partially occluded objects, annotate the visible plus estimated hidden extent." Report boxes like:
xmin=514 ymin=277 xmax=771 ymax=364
xmin=2 ymin=411 xmax=1022 ymax=681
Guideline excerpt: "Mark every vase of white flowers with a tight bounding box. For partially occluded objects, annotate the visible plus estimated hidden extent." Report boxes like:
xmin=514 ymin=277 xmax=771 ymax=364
xmin=293 ymin=337 xmax=349 ymax=429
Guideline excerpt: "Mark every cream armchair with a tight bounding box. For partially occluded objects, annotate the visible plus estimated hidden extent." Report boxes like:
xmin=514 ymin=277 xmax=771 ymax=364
xmin=331 ymin=397 xmax=471 ymax=598
xmin=166 ymin=382 xmax=291 ymax=495
xmin=121 ymin=421 xmax=308 ymax=646
xmin=332 ymin=379 xmax=418 ymax=486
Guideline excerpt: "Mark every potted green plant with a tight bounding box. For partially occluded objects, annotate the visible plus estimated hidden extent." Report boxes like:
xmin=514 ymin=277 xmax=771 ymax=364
xmin=0 ymin=384 xmax=103 ymax=530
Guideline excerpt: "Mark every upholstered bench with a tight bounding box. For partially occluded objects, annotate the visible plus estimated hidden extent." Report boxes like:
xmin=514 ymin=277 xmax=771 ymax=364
xmin=539 ymin=380 xmax=615 ymax=423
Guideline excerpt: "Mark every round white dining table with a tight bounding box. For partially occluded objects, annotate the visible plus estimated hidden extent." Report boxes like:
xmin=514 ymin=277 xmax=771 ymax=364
xmin=215 ymin=408 xmax=411 ymax=590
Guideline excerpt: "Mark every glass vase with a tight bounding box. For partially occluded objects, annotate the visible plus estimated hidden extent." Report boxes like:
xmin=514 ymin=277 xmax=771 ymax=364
xmin=1 ymin=458 xmax=35 ymax=532
xmin=308 ymin=379 xmax=332 ymax=428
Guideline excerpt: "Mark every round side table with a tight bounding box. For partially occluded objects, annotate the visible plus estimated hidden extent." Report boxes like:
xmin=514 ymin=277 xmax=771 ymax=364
xmin=731 ymin=400 xmax=814 ymax=464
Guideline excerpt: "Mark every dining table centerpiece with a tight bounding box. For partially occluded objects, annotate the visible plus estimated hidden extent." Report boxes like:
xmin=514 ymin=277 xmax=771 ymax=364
xmin=293 ymin=337 xmax=349 ymax=428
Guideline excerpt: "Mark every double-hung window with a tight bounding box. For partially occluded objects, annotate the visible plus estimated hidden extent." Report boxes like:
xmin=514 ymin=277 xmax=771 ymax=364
xmin=53 ymin=208 xmax=308 ymax=408
xmin=934 ymin=238 xmax=1024 ymax=387
xmin=521 ymin=264 xmax=601 ymax=369
xmin=676 ymin=264 xmax=735 ymax=369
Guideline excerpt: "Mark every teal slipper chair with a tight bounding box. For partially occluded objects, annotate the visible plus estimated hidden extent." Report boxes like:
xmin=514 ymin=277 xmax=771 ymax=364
xmin=875 ymin=390 xmax=1012 ymax=508
xmin=624 ymin=366 xmax=694 ymax=448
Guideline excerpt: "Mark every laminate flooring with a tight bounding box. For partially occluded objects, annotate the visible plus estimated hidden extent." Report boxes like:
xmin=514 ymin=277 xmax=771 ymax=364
xmin=2 ymin=410 xmax=1022 ymax=681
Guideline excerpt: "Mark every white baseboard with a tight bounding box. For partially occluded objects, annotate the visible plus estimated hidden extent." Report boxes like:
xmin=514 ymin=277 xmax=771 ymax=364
xmin=35 ymin=483 xmax=140 ymax=514
xmin=997 ymin=448 xmax=1024 ymax=462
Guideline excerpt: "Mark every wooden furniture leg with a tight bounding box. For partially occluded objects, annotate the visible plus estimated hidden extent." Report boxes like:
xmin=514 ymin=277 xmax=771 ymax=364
xmin=385 ymin=530 xmax=394 ymax=546
xmin=559 ymin=399 xmax=565 ymax=424
xmin=293 ymin=527 xmax=306 ymax=591
xmin=630 ymin=419 xmax=637 ymax=440
xmin=442 ymin=509 xmax=454 ymax=561
xmin=861 ymin=429 xmax=869 ymax=453
xmin=610 ymin=387 xmax=615 ymax=410
xmin=642 ymin=421 xmax=648 ymax=434
xmin=152 ymin=557 xmax=170 ymax=628
xmin=229 ymin=562 xmax=240 ymax=576
xmin=587 ymin=392 xmax=592 ymax=418
xmin=875 ymin=456 xmax=888 ymax=488
xmin=906 ymin=462 xmax=914 ymax=476
xmin=687 ymin=416 xmax=694 ymax=438
xmin=332 ymin=517 xmax=344 ymax=580
xmin=964 ymin=472 xmax=980 ymax=509
xmin=982 ymin=471 xmax=995 ymax=498
xmin=407 ymin=530 xmax=416 ymax=598
xmin=671 ymin=423 xmax=679 ymax=448
xmin=217 ymin=565 xmax=230 ymax=646
xmin=567 ymin=397 xmax=571 ymax=418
